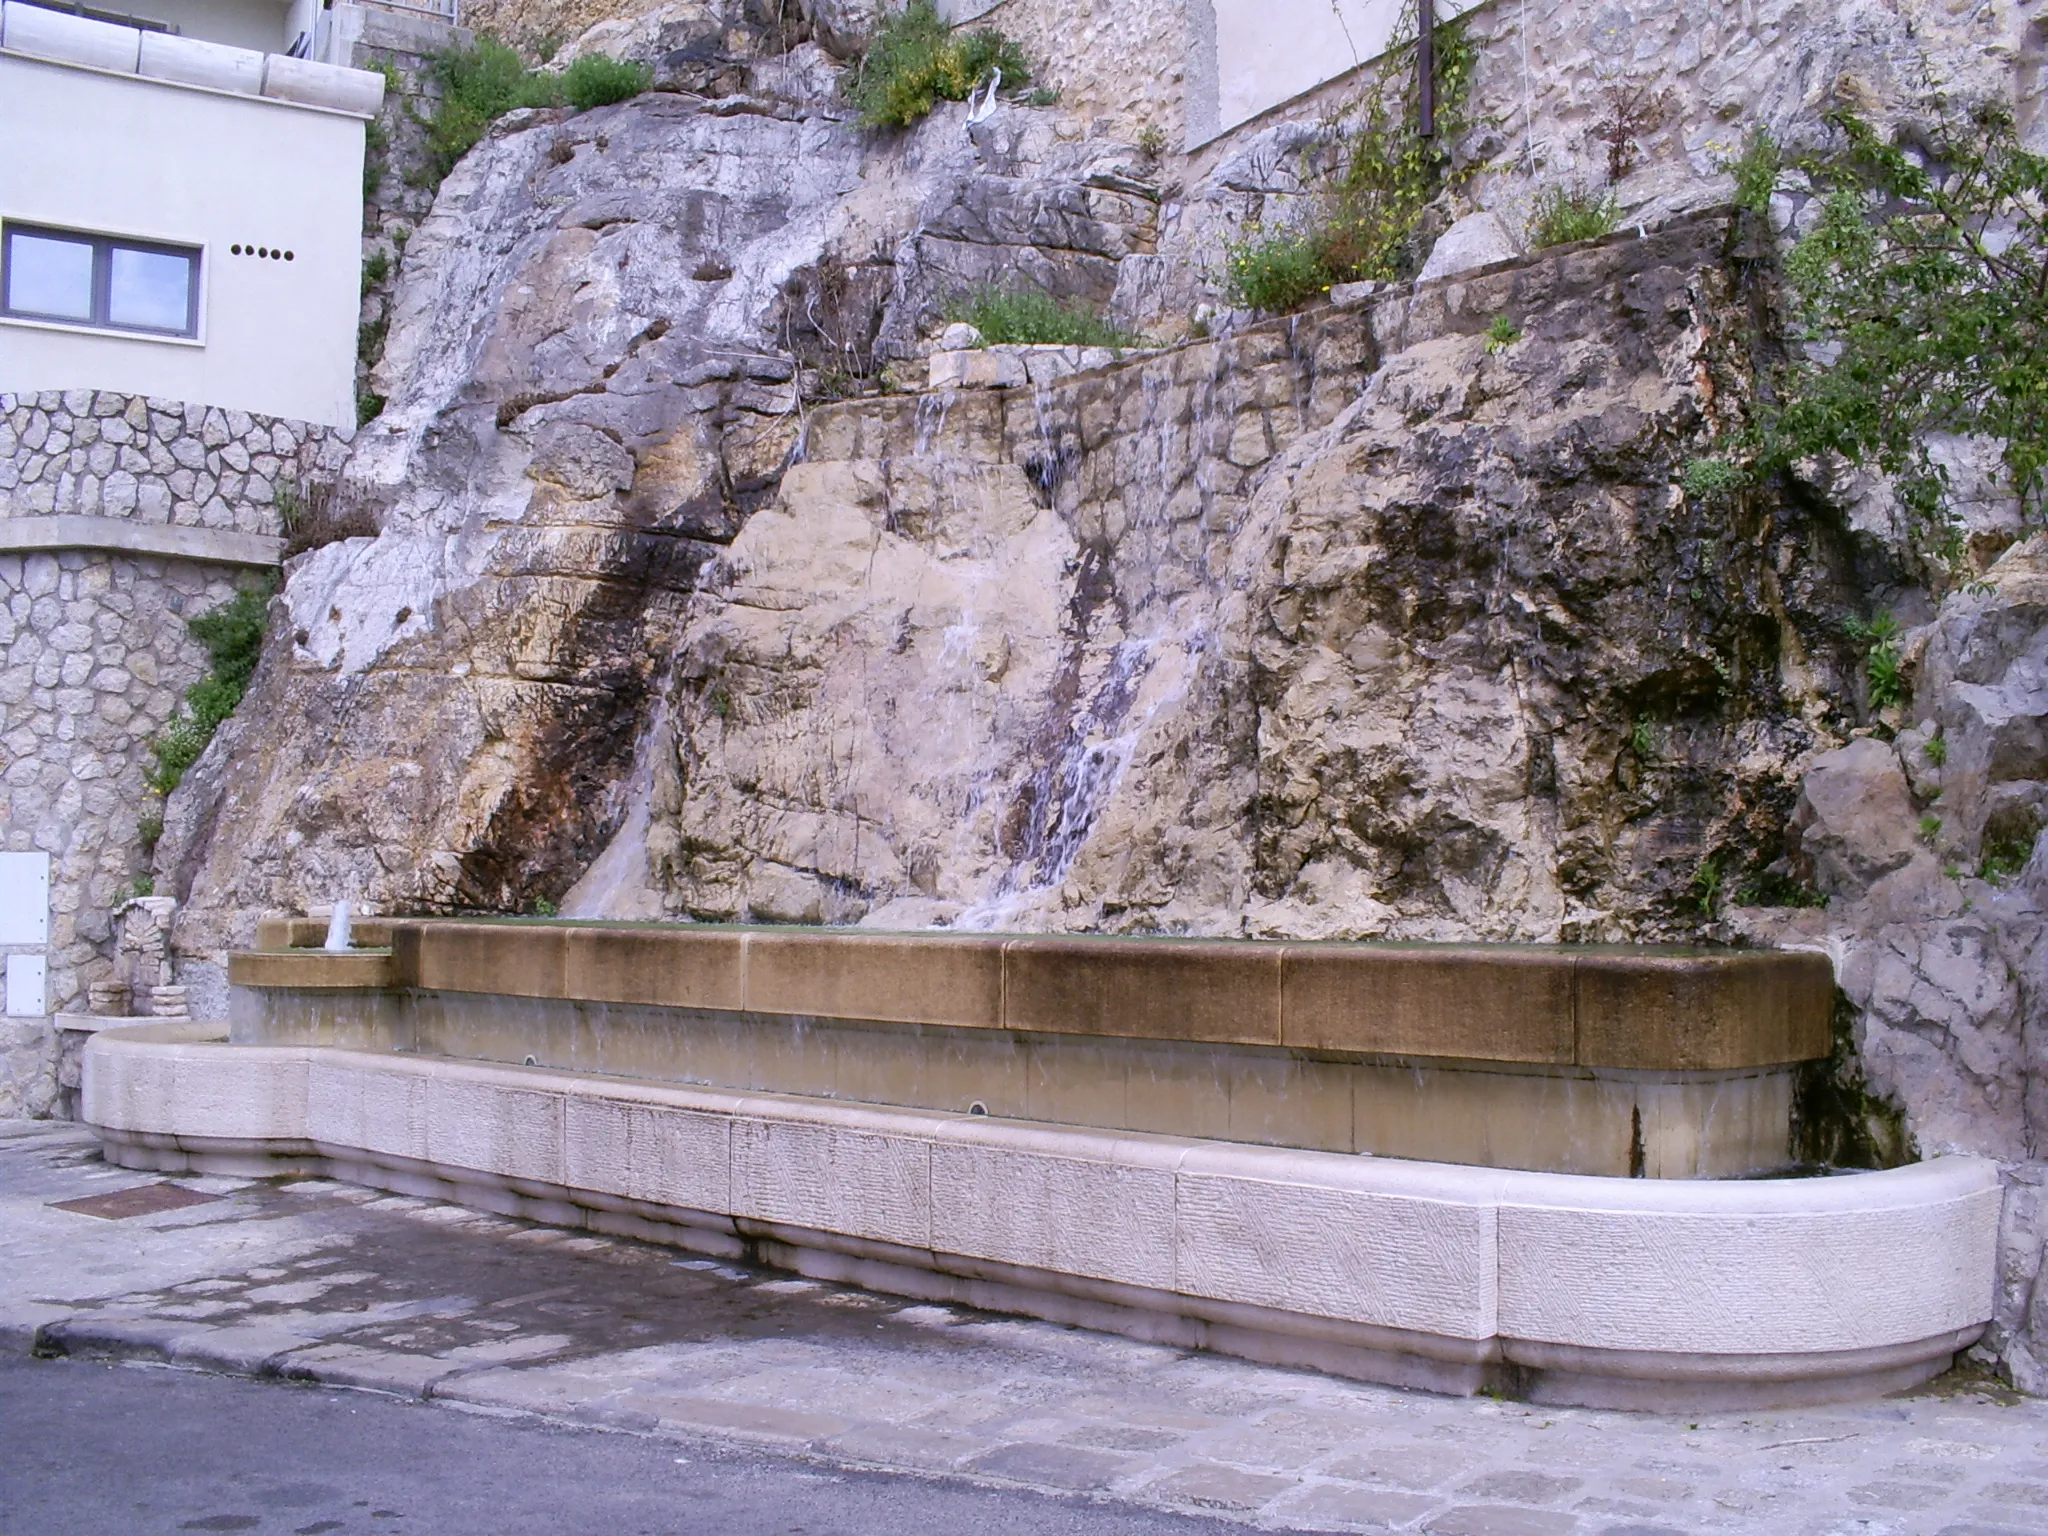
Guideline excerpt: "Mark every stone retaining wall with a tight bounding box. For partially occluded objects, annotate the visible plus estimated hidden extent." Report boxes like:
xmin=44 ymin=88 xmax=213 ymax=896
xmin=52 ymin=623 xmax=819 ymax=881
xmin=1 ymin=390 xmax=348 ymax=534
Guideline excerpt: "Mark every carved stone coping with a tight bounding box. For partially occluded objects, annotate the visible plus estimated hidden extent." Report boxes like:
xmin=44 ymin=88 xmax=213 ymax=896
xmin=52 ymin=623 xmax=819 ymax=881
xmin=235 ymin=919 xmax=1833 ymax=1073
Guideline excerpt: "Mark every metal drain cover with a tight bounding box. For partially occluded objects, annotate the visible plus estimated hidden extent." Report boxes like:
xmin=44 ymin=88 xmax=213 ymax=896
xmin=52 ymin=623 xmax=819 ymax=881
xmin=49 ymin=1183 xmax=222 ymax=1220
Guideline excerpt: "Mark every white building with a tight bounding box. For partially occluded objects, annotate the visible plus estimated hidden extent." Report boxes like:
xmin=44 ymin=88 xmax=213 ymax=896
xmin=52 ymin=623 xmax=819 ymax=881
xmin=0 ymin=0 xmax=386 ymax=427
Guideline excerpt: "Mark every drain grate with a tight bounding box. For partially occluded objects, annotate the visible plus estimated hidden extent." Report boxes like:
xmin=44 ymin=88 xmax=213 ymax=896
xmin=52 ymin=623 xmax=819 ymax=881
xmin=49 ymin=1183 xmax=222 ymax=1220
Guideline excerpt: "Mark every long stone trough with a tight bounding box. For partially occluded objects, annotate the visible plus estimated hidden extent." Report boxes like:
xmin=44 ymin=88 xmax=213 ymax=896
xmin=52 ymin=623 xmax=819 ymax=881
xmin=82 ymin=920 xmax=2001 ymax=1408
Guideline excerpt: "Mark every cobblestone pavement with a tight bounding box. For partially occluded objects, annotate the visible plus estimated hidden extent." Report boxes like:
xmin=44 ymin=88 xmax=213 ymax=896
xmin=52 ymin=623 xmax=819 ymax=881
xmin=6 ymin=1119 xmax=2047 ymax=1536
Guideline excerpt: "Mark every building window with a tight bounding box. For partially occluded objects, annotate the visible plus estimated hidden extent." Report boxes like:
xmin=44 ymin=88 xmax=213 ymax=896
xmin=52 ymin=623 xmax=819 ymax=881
xmin=1 ymin=223 xmax=201 ymax=338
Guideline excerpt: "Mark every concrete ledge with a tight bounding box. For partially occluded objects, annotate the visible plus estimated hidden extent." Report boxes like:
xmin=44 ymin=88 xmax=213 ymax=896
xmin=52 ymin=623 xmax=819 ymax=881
xmin=239 ymin=920 xmax=1835 ymax=1071
xmin=82 ymin=1025 xmax=2000 ymax=1408
xmin=0 ymin=514 xmax=283 ymax=568
xmin=226 ymin=950 xmax=397 ymax=990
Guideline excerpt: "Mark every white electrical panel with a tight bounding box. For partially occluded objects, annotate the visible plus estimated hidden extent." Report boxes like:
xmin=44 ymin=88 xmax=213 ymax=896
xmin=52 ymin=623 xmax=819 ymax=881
xmin=0 ymin=853 xmax=50 ymax=946
xmin=5 ymin=954 xmax=47 ymax=1017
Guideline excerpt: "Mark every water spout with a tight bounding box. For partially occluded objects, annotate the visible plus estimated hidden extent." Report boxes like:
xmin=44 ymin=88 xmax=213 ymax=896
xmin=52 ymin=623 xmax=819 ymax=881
xmin=324 ymin=900 xmax=353 ymax=952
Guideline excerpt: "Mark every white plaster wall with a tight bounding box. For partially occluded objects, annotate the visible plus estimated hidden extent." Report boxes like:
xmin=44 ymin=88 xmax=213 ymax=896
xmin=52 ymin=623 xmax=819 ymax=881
xmin=1193 ymin=0 xmax=1484 ymax=144
xmin=115 ymin=0 xmax=296 ymax=53
xmin=0 ymin=55 xmax=365 ymax=427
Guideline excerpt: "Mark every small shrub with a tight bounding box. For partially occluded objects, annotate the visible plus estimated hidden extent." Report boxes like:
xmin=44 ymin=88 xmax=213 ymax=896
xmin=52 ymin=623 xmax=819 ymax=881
xmin=1137 ymin=124 xmax=1167 ymax=157
xmin=560 ymin=53 xmax=650 ymax=110
xmin=1630 ymin=715 xmax=1656 ymax=758
xmin=145 ymin=585 xmax=273 ymax=797
xmin=531 ymin=896 xmax=559 ymax=917
xmin=1920 ymin=814 xmax=1943 ymax=843
xmin=357 ymin=390 xmax=387 ymax=427
xmin=1528 ymin=185 xmax=1620 ymax=248
xmin=137 ymin=811 xmax=164 ymax=852
xmin=1980 ymin=819 xmax=2040 ymax=880
xmin=1726 ymin=126 xmax=1780 ymax=216
xmin=851 ymin=0 xmax=1029 ymax=129
xmin=1026 ymin=85 xmax=1057 ymax=107
xmin=1847 ymin=610 xmax=1905 ymax=710
xmin=423 ymin=37 xmax=565 ymax=181
xmin=1693 ymin=856 xmax=1723 ymax=915
xmin=1222 ymin=231 xmax=1329 ymax=314
xmin=1925 ymin=732 xmax=1949 ymax=767
xmin=361 ymin=248 xmax=391 ymax=296
xmin=1681 ymin=456 xmax=1747 ymax=500
xmin=943 ymin=286 xmax=1132 ymax=347
xmin=1484 ymin=314 xmax=1520 ymax=353
xmin=363 ymin=117 xmax=390 ymax=200
xmin=1591 ymin=79 xmax=1671 ymax=184
xmin=1738 ymin=870 xmax=1827 ymax=908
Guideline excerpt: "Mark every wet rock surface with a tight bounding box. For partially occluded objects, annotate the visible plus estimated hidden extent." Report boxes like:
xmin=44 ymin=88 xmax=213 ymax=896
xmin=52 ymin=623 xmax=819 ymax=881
xmin=643 ymin=216 xmax=1869 ymax=939
xmin=157 ymin=74 xmax=1159 ymax=957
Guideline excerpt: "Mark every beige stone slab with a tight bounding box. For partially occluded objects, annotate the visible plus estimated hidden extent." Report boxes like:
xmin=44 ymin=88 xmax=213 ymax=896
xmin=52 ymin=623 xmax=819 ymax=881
xmin=746 ymin=932 xmax=1004 ymax=1028
xmin=563 ymin=927 xmax=746 ymax=1011
xmin=407 ymin=922 xmax=567 ymax=999
xmin=1573 ymin=949 xmax=1834 ymax=1069
xmin=228 ymin=950 xmax=399 ymax=991
xmin=1280 ymin=945 xmax=1574 ymax=1063
xmin=1003 ymin=937 xmax=1280 ymax=1045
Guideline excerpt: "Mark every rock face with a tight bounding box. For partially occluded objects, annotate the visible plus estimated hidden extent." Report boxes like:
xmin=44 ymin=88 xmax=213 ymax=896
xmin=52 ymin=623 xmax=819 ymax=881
xmin=633 ymin=216 xmax=1869 ymax=937
xmin=158 ymin=63 xmax=1163 ymax=961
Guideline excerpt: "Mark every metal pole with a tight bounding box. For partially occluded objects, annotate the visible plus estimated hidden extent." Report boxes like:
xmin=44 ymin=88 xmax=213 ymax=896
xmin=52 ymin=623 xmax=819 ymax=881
xmin=1418 ymin=0 xmax=1436 ymax=138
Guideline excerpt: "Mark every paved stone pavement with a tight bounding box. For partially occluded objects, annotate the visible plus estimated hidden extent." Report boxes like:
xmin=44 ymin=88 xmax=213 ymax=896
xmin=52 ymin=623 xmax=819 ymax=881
xmin=6 ymin=1118 xmax=2048 ymax=1536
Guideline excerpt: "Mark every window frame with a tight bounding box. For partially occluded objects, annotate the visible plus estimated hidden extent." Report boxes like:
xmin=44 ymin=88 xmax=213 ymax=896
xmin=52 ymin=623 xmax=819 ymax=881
xmin=0 ymin=221 xmax=203 ymax=340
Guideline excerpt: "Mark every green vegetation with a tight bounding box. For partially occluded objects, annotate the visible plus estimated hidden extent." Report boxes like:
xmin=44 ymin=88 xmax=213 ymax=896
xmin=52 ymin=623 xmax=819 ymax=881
xmin=531 ymin=896 xmax=559 ymax=917
xmin=1221 ymin=233 xmax=1330 ymax=315
xmin=1737 ymin=869 xmax=1827 ymax=908
xmin=361 ymin=248 xmax=391 ymax=297
xmin=943 ymin=286 xmax=1132 ymax=348
xmin=1629 ymin=715 xmax=1655 ymax=759
xmin=1680 ymin=455 xmax=1745 ymax=502
xmin=1688 ymin=105 xmax=2048 ymax=572
xmin=1728 ymin=126 xmax=1780 ymax=217
xmin=363 ymin=117 xmax=390 ymax=199
xmin=1136 ymin=124 xmax=1167 ymax=158
xmin=1846 ymin=610 xmax=1904 ymax=710
xmin=145 ymin=585 xmax=273 ymax=797
xmin=1920 ymin=814 xmax=1942 ymax=843
xmin=1221 ymin=19 xmax=1476 ymax=312
xmin=1692 ymin=856 xmax=1723 ymax=915
xmin=423 ymin=38 xmax=562 ymax=179
xmin=561 ymin=52 xmax=651 ymax=109
xmin=1483 ymin=314 xmax=1520 ymax=353
xmin=849 ymin=0 xmax=1029 ymax=129
xmin=1980 ymin=818 xmax=2039 ymax=880
xmin=1527 ymin=184 xmax=1620 ymax=248
xmin=420 ymin=39 xmax=649 ymax=183
xmin=1925 ymin=731 xmax=1949 ymax=767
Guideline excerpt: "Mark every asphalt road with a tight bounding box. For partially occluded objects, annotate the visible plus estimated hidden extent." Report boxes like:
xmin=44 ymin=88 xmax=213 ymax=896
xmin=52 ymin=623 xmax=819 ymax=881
xmin=0 ymin=1355 xmax=1254 ymax=1536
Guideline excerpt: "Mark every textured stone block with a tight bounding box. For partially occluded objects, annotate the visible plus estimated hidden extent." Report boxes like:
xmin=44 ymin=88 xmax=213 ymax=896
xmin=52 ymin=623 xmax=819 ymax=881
xmin=1174 ymin=1146 xmax=1497 ymax=1337
xmin=1573 ymin=950 xmax=1833 ymax=1069
xmin=931 ymin=1121 xmax=1179 ymax=1289
xmin=409 ymin=922 xmax=567 ymax=999
xmin=1003 ymin=937 xmax=1280 ymax=1045
xmin=1281 ymin=944 xmax=1574 ymax=1064
xmin=562 ymin=926 xmax=744 ymax=1011
xmin=745 ymin=930 xmax=1002 ymax=1028
xmin=731 ymin=1104 xmax=935 ymax=1248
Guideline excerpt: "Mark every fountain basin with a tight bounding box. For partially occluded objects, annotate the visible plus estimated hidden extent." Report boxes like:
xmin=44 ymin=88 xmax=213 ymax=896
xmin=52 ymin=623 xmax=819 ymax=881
xmin=83 ymin=1018 xmax=1999 ymax=1410
xmin=226 ymin=921 xmax=1829 ymax=1179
